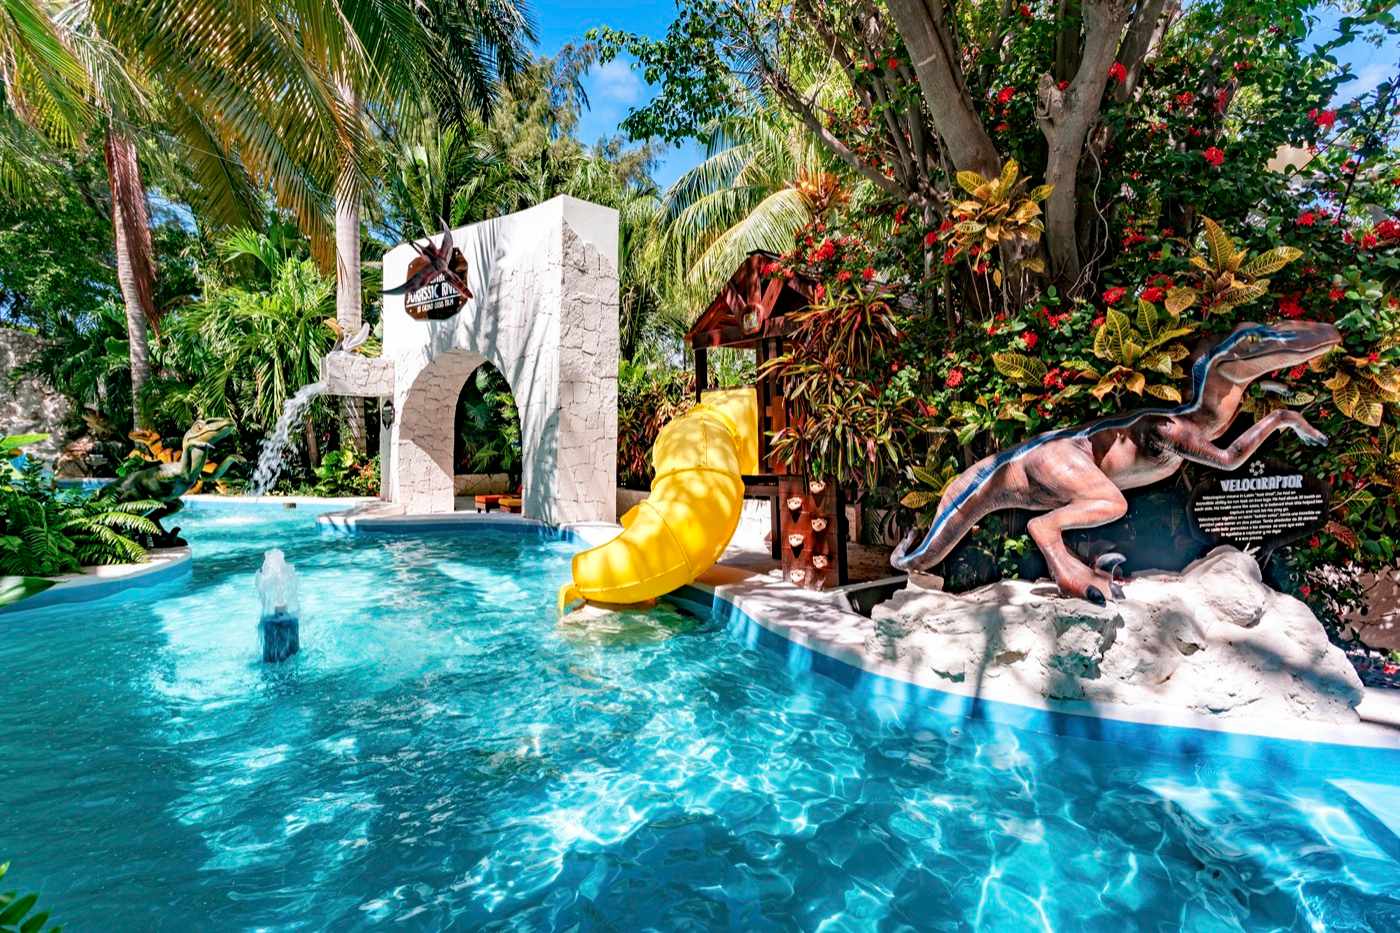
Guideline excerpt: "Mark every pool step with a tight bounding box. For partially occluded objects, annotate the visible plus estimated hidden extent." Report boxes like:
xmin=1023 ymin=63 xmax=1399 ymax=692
xmin=1325 ymin=779 xmax=1400 ymax=863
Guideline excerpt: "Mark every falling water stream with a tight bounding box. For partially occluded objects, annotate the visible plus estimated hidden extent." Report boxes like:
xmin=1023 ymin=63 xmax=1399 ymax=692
xmin=248 ymin=381 xmax=325 ymax=495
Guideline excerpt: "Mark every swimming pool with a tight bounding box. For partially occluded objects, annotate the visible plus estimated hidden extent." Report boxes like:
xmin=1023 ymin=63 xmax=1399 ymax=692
xmin=1 ymin=502 xmax=1397 ymax=929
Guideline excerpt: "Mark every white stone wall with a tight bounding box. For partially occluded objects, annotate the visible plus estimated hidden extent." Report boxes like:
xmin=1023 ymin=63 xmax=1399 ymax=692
xmin=382 ymin=196 xmax=619 ymax=523
xmin=0 ymin=328 xmax=69 ymax=463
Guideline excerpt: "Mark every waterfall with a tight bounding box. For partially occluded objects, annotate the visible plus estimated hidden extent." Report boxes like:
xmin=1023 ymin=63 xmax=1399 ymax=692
xmin=248 ymin=382 xmax=325 ymax=496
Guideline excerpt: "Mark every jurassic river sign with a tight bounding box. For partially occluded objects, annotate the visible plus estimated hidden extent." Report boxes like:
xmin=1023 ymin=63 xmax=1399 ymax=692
xmin=384 ymin=224 xmax=474 ymax=321
xmin=1189 ymin=458 xmax=1328 ymax=555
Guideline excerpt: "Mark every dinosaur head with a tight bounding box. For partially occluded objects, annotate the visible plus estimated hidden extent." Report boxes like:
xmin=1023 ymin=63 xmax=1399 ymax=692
xmin=182 ymin=418 xmax=235 ymax=451
xmin=1212 ymin=320 xmax=1341 ymax=385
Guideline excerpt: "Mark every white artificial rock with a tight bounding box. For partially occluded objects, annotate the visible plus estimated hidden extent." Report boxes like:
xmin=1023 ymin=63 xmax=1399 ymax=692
xmin=377 ymin=196 xmax=619 ymax=524
xmin=320 ymin=351 xmax=395 ymax=398
xmin=869 ymin=546 xmax=1365 ymax=723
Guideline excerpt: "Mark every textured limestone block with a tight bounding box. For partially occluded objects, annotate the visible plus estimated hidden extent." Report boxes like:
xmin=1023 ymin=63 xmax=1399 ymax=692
xmin=320 ymin=351 xmax=395 ymax=398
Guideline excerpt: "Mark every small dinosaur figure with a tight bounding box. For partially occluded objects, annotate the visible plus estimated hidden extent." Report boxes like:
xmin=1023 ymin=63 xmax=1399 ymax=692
xmin=892 ymin=320 xmax=1341 ymax=604
xmin=100 ymin=418 xmax=241 ymax=546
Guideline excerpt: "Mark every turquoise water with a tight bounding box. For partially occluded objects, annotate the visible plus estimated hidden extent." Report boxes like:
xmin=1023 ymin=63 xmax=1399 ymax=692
xmin=1 ymin=503 xmax=1398 ymax=930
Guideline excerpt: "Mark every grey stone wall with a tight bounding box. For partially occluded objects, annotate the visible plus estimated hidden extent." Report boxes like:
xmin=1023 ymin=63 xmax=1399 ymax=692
xmin=382 ymin=196 xmax=619 ymax=523
xmin=0 ymin=328 xmax=69 ymax=463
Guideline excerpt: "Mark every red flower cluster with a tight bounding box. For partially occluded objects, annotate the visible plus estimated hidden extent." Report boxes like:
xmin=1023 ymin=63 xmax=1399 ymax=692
xmin=945 ymin=368 xmax=965 ymax=388
xmin=1297 ymin=210 xmax=1317 ymax=226
xmin=923 ymin=230 xmax=939 ymax=247
xmin=1308 ymin=108 xmax=1337 ymax=130
xmin=1038 ymin=306 xmax=1071 ymax=329
xmin=1108 ymin=62 xmax=1127 ymax=84
xmin=997 ymin=86 xmax=1016 ymax=104
xmin=1203 ymin=146 xmax=1225 ymax=167
xmin=1377 ymin=218 xmax=1400 ymax=241
xmin=1175 ymin=91 xmax=1196 ymax=108
xmin=1042 ymin=368 xmax=1067 ymax=390
xmin=1102 ymin=286 xmax=1127 ymax=305
xmin=836 ymin=269 xmax=852 ymax=283
xmin=861 ymin=266 xmax=876 ymax=281
xmin=1329 ymin=286 xmax=1345 ymax=301
xmin=1140 ymin=286 xmax=1166 ymax=303
xmin=1361 ymin=233 xmax=1378 ymax=250
xmin=809 ymin=239 xmax=836 ymax=262
xmin=1122 ymin=229 xmax=1147 ymax=248
xmin=1278 ymin=294 xmax=1305 ymax=319
xmin=1021 ymin=331 xmax=1039 ymax=350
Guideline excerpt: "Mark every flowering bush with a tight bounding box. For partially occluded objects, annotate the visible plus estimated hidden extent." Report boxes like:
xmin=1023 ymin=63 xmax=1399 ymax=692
xmin=748 ymin=3 xmax=1400 ymax=631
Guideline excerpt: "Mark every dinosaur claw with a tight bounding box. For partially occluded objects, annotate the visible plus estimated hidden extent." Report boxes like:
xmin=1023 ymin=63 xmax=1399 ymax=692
xmin=1095 ymin=552 xmax=1127 ymax=576
xmin=1085 ymin=586 xmax=1106 ymax=606
xmin=1110 ymin=582 xmax=1125 ymax=600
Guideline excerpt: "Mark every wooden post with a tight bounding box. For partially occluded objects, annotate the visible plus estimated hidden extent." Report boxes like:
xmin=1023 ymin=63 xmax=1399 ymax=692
xmin=694 ymin=346 xmax=708 ymax=401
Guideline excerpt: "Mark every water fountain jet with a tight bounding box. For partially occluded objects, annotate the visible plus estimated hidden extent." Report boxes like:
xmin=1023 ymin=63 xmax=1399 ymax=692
xmin=256 ymin=549 xmax=301 ymax=663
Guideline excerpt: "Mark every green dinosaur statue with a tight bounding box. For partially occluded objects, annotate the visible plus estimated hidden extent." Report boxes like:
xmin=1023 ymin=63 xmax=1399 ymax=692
xmin=100 ymin=418 xmax=241 ymax=546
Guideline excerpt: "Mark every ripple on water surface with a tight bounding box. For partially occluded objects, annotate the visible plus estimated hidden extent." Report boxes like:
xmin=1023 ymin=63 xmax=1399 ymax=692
xmin=0 ymin=502 xmax=1397 ymax=930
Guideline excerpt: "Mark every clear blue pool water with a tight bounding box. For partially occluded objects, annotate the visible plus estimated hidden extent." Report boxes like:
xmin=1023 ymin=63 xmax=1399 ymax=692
xmin=1 ymin=503 xmax=1398 ymax=930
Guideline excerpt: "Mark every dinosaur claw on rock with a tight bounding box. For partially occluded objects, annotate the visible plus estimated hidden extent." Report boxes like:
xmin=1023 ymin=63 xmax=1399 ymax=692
xmin=1085 ymin=586 xmax=1106 ymax=606
xmin=1095 ymin=552 xmax=1127 ymax=577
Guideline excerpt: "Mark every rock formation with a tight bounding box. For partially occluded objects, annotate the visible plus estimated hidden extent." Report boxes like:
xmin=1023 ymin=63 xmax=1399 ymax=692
xmin=869 ymin=547 xmax=1364 ymax=723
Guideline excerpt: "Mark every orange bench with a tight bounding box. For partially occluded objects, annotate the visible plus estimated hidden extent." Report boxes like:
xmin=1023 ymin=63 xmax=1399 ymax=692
xmin=473 ymin=494 xmax=504 ymax=512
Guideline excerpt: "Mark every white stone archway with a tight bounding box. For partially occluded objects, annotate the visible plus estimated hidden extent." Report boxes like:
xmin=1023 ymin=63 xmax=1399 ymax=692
xmin=377 ymin=196 xmax=619 ymax=524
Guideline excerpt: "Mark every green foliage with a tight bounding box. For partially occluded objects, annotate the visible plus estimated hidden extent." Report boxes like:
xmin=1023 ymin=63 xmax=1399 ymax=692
xmin=456 ymin=365 xmax=521 ymax=483
xmin=617 ymin=361 xmax=693 ymax=488
xmin=0 ymin=859 xmax=60 ymax=932
xmin=0 ymin=460 xmax=156 ymax=578
xmin=312 ymin=446 xmax=380 ymax=497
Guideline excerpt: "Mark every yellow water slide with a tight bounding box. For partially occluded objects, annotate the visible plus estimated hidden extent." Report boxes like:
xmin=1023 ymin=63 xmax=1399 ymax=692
xmin=559 ymin=388 xmax=758 ymax=612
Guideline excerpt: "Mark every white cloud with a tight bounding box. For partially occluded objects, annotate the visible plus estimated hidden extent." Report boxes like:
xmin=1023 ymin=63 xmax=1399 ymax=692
xmin=591 ymin=58 xmax=645 ymax=107
xmin=1339 ymin=62 xmax=1392 ymax=100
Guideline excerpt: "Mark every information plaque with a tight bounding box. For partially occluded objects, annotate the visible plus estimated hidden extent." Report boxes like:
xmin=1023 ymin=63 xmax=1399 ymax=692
xmin=1189 ymin=459 xmax=1328 ymax=553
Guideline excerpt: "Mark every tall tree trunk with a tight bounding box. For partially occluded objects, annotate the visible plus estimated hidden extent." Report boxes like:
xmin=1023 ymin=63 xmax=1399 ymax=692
xmin=336 ymin=79 xmax=367 ymax=454
xmin=886 ymin=0 xmax=1002 ymax=177
xmin=304 ymin=416 xmax=320 ymax=469
xmin=1036 ymin=0 xmax=1130 ymax=287
xmin=103 ymin=129 xmax=158 ymax=431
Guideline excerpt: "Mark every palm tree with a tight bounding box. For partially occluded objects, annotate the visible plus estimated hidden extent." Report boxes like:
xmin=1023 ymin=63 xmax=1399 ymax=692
xmin=661 ymin=108 xmax=838 ymax=306
xmin=169 ymin=228 xmax=336 ymax=466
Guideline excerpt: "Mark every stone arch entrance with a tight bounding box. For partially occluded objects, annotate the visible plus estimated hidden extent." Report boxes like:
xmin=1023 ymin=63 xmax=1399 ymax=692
xmin=381 ymin=196 xmax=619 ymax=524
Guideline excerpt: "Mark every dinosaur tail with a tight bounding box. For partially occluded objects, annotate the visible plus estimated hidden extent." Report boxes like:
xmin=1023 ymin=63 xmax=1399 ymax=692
xmin=891 ymin=458 xmax=1000 ymax=573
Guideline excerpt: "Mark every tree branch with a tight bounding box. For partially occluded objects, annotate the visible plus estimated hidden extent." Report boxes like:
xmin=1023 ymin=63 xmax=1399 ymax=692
xmin=886 ymin=0 xmax=1001 ymax=175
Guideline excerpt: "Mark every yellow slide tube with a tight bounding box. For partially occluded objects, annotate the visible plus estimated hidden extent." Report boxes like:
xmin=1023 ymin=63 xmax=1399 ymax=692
xmin=560 ymin=388 xmax=758 ymax=612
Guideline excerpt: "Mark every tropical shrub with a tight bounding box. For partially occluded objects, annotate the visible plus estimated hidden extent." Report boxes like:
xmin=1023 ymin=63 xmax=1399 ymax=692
xmin=617 ymin=361 xmax=694 ymax=487
xmin=0 ymin=460 xmax=157 ymax=577
xmin=455 ymin=365 xmax=522 ymax=485
xmin=312 ymin=447 xmax=380 ymax=497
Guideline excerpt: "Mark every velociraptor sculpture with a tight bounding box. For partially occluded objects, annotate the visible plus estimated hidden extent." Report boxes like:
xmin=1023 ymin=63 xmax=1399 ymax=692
xmin=891 ymin=320 xmax=1342 ymax=604
xmin=100 ymin=418 xmax=240 ymax=546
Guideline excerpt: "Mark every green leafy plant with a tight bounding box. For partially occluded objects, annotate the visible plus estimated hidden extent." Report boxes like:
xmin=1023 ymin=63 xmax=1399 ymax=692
xmin=0 ymin=859 xmax=61 ymax=932
xmin=312 ymin=447 xmax=380 ymax=497
xmin=0 ymin=461 xmax=157 ymax=578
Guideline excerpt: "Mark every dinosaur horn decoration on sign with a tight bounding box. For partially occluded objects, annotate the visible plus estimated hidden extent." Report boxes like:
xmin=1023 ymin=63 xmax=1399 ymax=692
xmin=892 ymin=320 xmax=1342 ymax=606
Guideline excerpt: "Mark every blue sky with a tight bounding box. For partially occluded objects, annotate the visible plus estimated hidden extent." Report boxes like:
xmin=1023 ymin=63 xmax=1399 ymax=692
xmin=532 ymin=2 xmax=1398 ymax=192
xmin=533 ymin=0 xmax=702 ymax=189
